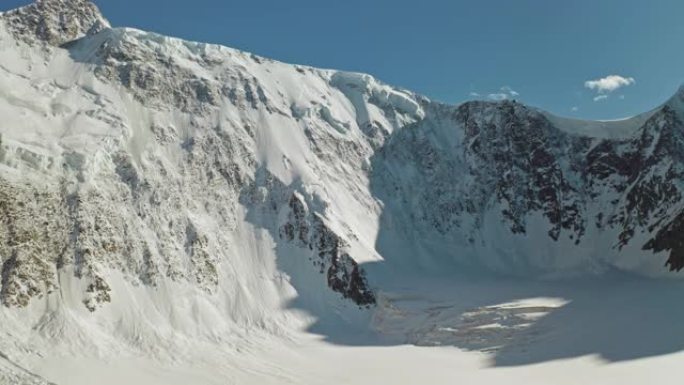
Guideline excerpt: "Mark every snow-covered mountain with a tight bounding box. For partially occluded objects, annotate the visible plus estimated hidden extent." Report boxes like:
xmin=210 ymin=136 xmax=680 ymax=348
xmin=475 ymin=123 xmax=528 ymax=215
xmin=2 ymin=1 xmax=684 ymax=383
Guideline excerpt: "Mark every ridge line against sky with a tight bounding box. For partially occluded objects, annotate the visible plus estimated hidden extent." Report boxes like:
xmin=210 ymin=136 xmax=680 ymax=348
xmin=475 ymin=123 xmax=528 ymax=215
xmin=2 ymin=0 xmax=683 ymax=120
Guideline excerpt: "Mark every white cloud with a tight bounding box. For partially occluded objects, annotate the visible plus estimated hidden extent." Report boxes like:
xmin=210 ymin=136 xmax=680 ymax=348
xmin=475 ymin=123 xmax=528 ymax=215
xmin=487 ymin=93 xmax=509 ymax=101
xmin=571 ymin=106 xmax=579 ymax=112
xmin=501 ymin=86 xmax=519 ymax=97
xmin=584 ymin=75 xmax=635 ymax=93
xmin=470 ymin=86 xmax=519 ymax=101
xmin=593 ymin=95 xmax=609 ymax=102
xmin=487 ymin=86 xmax=519 ymax=101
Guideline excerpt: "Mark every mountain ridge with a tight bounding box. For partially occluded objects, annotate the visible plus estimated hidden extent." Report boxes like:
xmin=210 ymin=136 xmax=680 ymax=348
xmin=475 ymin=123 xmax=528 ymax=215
xmin=2 ymin=2 xmax=684 ymax=383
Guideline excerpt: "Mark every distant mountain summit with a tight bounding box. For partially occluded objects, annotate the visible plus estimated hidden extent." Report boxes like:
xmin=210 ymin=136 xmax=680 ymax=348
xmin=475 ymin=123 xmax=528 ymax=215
xmin=3 ymin=0 xmax=109 ymax=46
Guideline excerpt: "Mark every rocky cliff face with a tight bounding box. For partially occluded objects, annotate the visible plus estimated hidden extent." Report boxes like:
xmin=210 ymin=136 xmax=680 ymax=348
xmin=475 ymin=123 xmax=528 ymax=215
xmin=0 ymin=0 xmax=386 ymax=314
xmin=1 ymin=4 xmax=684 ymax=375
xmin=3 ymin=0 xmax=109 ymax=46
xmin=279 ymin=194 xmax=375 ymax=306
xmin=372 ymin=95 xmax=684 ymax=275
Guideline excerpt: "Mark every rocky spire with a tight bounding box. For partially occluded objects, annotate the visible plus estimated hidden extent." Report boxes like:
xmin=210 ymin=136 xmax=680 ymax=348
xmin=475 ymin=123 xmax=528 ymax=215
xmin=2 ymin=0 xmax=110 ymax=46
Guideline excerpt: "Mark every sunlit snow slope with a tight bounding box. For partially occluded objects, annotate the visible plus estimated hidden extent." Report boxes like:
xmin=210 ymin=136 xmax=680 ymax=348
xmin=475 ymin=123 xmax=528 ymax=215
xmin=2 ymin=1 xmax=684 ymax=384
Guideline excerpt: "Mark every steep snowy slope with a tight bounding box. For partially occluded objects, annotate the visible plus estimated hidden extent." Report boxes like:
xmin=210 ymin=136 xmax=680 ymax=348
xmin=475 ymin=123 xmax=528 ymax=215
xmin=2 ymin=1 xmax=684 ymax=384
xmin=372 ymin=94 xmax=684 ymax=277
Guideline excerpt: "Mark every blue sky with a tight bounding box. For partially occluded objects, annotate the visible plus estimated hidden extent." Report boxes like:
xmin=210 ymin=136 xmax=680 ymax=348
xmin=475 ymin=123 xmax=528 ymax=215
xmin=3 ymin=0 xmax=684 ymax=119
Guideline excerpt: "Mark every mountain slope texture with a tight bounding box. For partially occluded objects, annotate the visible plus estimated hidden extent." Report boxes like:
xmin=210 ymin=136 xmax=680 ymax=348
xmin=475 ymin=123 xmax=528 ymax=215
xmin=2 ymin=1 xmax=684 ymax=384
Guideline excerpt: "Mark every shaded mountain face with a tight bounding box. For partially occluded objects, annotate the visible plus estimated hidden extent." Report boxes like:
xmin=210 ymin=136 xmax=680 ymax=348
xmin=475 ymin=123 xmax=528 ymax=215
xmin=372 ymin=98 xmax=684 ymax=275
xmin=1 ymin=0 xmax=684 ymax=320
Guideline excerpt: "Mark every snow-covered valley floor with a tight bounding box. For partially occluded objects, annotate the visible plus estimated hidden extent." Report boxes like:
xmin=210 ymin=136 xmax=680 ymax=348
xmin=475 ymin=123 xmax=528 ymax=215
xmin=26 ymin=274 xmax=684 ymax=385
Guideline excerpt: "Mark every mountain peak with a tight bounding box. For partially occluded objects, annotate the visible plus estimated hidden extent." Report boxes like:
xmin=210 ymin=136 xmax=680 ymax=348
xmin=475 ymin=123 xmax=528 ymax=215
xmin=662 ymin=83 xmax=684 ymax=117
xmin=2 ymin=0 xmax=110 ymax=46
xmin=674 ymin=84 xmax=684 ymax=100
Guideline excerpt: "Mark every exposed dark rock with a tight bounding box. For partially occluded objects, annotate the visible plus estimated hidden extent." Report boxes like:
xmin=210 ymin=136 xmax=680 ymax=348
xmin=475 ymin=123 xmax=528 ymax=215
xmin=83 ymin=275 xmax=111 ymax=312
xmin=2 ymin=0 xmax=110 ymax=46
xmin=644 ymin=212 xmax=684 ymax=272
xmin=279 ymin=194 xmax=375 ymax=306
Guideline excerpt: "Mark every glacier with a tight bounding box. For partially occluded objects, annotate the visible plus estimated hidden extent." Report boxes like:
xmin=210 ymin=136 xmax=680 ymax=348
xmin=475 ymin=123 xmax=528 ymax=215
xmin=2 ymin=1 xmax=684 ymax=384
